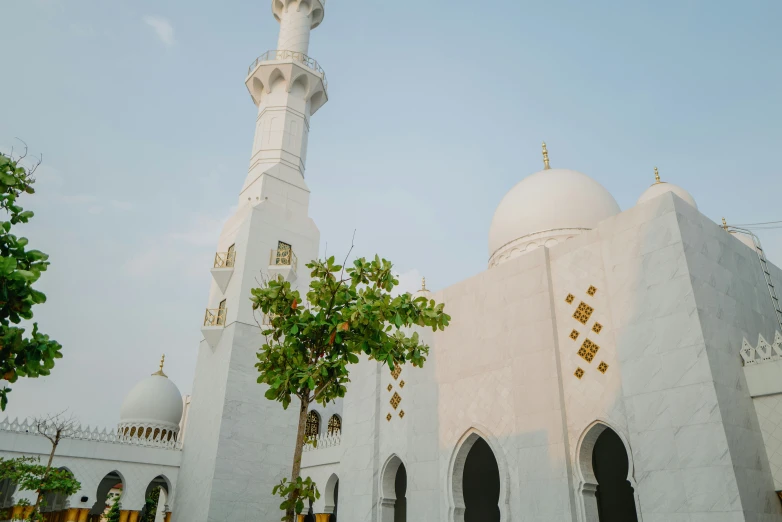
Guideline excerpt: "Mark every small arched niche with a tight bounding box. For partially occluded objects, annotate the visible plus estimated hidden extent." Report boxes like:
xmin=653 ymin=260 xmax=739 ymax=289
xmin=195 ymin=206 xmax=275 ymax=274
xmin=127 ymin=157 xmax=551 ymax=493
xmin=576 ymin=422 xmax=640 ymax=522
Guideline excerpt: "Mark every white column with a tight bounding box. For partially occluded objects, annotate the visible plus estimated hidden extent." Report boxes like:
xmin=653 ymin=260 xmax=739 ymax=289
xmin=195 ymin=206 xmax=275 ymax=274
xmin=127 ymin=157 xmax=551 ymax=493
xmin=277 ymin=4 xmax=312 ymax=54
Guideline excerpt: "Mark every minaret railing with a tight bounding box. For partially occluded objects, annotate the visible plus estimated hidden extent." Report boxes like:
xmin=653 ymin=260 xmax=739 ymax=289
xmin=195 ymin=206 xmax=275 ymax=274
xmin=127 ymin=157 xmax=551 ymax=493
xmin=270 ymin=248 xmax=298 ymax=271
xmin=247 ymin=50 xmax=328 ymax=89
xmin=204 ymin=307 xmax=227 ymax=327
xmin=214 ymin=250 xmax=236 ymax=268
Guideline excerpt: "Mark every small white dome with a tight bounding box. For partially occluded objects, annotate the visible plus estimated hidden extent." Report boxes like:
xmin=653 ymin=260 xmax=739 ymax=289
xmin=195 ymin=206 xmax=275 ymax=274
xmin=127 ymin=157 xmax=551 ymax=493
xmin=730 ymin=230 xmax=756 ymax=250
xmin=119 ymin=372 xmax=183 ymax=431
xmin=488 ymin=168 xmax=620 ymax=266
xmin=637 ymin=181 xmax=697 ymax=209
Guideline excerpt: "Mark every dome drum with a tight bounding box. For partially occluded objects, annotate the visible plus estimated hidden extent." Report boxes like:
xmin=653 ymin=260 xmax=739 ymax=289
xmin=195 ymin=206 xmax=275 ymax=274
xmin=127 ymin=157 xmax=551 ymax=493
xmin=117 ymin=421 xmax=179 ymax=442
xmin=488 ymin=227 xmax=587 ymax=268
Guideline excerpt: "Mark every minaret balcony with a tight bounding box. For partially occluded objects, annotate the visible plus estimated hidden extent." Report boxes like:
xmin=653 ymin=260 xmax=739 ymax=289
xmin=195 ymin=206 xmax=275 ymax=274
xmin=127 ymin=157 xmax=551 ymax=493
xmin=245 ymin=50 xmax=329 ymax=115
xmin=268 ymin=248 xmax=298 ymax=282
xmin=203 ymin=308 xmax=226 ymax=327
xmin=201 ymin=307 xmax=226 ymax=348
xmin=247 ymin=50 xmax=327 ymax=89
xmin=211 ymin=250 xmax=236 ymax=292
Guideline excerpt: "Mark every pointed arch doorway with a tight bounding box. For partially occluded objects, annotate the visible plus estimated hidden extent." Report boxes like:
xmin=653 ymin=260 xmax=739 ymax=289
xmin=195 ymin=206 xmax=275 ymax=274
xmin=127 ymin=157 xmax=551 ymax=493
xmin=577 ymin=422 xmax=640 ymax=522
xmin=380 ymin=455 xmax=406 ymax=522
xmin=449 ymin=431 xmax=504 ymax=522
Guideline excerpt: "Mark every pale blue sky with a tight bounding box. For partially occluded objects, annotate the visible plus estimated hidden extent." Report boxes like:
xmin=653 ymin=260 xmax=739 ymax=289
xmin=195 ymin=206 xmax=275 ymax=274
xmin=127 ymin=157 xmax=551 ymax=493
xmin=1 ymin=0 xmax=781 ymax=426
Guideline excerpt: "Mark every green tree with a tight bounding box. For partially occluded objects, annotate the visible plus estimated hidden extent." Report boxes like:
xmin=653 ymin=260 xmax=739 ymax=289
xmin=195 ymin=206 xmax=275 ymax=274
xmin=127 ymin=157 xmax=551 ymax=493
xmin=140 ymin=486 xmax=160 ymax=522
xmin=252 ymin=255 xmax=450 ymax=521
xmin=0 ymin=150 xmax=62 ymax=410
xmin=0 ymin=456 xmax=80 ymax=522
xmin=105 ymin=494 xmax=121 ymax=522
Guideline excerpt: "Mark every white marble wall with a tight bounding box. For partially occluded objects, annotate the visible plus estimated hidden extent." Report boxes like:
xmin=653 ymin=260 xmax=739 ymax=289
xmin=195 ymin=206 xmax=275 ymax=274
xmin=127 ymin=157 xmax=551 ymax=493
xmin=754 ymin=394 xmax=782 ymax=489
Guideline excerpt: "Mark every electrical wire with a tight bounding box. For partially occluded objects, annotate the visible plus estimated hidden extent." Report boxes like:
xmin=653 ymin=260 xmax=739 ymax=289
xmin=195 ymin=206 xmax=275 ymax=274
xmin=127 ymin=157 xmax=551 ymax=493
xmin=731 ymin=220 xmax=782 ymax=226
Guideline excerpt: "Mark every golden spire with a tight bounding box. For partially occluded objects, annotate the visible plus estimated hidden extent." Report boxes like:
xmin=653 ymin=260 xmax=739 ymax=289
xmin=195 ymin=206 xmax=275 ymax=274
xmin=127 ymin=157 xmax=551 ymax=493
xmin=722 ymin=217 xmax=729 ymax=231
xmin=542 ymin=142 xmax=551 ymax=170
xmin=654 ymin=166 xmax=661 ymax=184
xmin=421 ymin=277 xmax=427 ymax=291
xmin=152 ymin=354 xmax=167 ymax=377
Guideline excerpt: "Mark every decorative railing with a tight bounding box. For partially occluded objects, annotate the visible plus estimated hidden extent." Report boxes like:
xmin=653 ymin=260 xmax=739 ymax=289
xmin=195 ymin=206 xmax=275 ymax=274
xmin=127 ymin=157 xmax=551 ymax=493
xmin=247 ymin=50 xmax=328 ymax=90
xmin=302 ymin=430 xmax=341 ymax=452
xmin=214 ymin=250 xmax=236 ymax=268
xmin=0 ymin=417 xmax=182 ymax=450
xmin=740 ymin=331 xmax=782 ymax=365
xmin=204 ymin=307 xmax=227 ymax=327
xmin=270 ymin=248 xmax=298 ymax=271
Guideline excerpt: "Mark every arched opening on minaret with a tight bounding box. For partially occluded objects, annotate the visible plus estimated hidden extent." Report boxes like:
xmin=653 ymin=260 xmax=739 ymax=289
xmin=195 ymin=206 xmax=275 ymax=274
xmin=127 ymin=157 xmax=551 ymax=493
xmin=577 ymin=422 xmax=640 ymax=522
xmin=380 ymin=455 xmax=406 ymax=522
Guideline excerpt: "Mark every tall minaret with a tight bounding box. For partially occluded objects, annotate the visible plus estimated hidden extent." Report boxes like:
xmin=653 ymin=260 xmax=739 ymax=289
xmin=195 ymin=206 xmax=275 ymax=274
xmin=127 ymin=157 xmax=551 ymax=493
xmin=174 ymin=2 xmax=326 ymax=521
xmin=240 ymin=0 xmax=327 ymax=215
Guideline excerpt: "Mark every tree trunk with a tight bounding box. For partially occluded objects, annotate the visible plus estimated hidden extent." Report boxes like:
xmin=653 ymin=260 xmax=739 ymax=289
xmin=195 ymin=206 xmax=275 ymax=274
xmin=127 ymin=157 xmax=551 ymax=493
xmin=34 ymin=434 xmax=59 ymax=516
xmin=285 ymin=397 xmax=310 ymax=522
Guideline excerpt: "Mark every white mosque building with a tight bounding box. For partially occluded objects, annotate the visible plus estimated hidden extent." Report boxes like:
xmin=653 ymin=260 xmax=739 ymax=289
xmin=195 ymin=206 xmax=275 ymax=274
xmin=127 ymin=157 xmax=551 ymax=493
xmin=3 ymin=1 xmax=782 ymax=521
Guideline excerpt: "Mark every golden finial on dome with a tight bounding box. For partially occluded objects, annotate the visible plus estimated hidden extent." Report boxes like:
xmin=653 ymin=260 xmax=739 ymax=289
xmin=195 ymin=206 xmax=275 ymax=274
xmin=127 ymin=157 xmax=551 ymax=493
xmin=152 ymin=354 xmax=167 ymax=378
xmin=722 ymin=217 xmax=729 ymax=231
xmin=542 ymin=142 xmax=551 ymax=170
xmin=421 ymin=277 xmax=427 ymax=291
xmin=654 ymin=166 xmax=661 ymax=184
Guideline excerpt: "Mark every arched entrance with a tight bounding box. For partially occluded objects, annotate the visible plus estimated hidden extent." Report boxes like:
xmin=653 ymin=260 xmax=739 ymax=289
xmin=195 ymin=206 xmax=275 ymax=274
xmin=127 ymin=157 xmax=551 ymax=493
xmin=449 ymin=431 xmax=504 ymax=522
xmin=380 ymin=455 xmax=406 ymax=522
xmin=90 ymin=471 xmax=125 ymax=519
xmin=141 ymin=475 xmax=171 ymax=522
xmin=324 ymin=474 xmax=339 ymax=522
xmin=576 ymin=422 xmax=640 ymax=522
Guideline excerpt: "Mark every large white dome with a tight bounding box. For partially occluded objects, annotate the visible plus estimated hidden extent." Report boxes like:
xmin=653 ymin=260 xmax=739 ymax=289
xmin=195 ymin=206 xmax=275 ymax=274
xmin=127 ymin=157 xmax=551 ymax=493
xmin=119 ymin=368 xmax=183 ymax=435
xmin=488 ymin=168 xmax=620 ymax=266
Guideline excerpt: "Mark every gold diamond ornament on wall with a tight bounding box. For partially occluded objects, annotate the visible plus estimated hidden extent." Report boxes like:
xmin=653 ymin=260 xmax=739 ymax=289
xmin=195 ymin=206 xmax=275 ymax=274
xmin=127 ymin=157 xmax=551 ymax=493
xmin=565 ymin=294 xmax=575 ymax=304
xmin=391 ymin=366 xmax=402 ymax=380
xmin=570 ymin=329 xmax=580 ymax=341
xmin=575 ymin=367 xmax=584 ymax=379
xmin=587 ymin=285 xmax=597 ymax=296
xmin=598 ymin=361 xmax=609 ymax=374
xmin=573 ymin=302 xmax=594 ymax=325
xmin=386 ymin=413 xmax=392 ymax=422
xmin=592 ymin=322 xmax=603 ymax=334
xmin=390 ymin=392 xmax=402 ymax=410
xmin=399 ymin=380 xmax=405 ymax=388
xmin=387 ymin=384 xmax=392 ymax=392
xmin=578 ymin=339 xmax=600 ymax=363
xmin=399 ymin=410 xmax=405 ymax=419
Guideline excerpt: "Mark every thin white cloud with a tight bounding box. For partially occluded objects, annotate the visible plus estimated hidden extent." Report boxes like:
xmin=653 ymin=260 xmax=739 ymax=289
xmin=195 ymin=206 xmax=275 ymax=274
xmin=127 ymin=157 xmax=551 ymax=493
xmin=143 ymin=16 xmax=175 ymax=47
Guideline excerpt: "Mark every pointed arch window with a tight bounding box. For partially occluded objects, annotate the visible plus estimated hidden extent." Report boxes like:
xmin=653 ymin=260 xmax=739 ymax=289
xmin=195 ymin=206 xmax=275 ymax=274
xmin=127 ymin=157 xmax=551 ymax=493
xmin=305 ymin=411 xmax=321 ymax=438
xmin=226 ymin=244 xmax=236 ymax=267
xmin=217 ymin=299 xmax=227 ymax=326
xmin=327 ymin=414 xmax=341 ymax=435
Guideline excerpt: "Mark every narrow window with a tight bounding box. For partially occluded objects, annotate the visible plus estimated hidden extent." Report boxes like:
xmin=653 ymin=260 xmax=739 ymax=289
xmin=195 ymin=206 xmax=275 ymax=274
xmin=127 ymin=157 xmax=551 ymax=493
xmin=217 ymin=299 xmax=227 ymax=326
xmin=327 ymin=414 xmax=342 ymax=435
xmin=305 ymin=411 xmax=321 ymax=437
xmin=276 ymin=241 xmax=292 ymax=265
xmin=226 ymin=244 xmax=236 ymax=267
